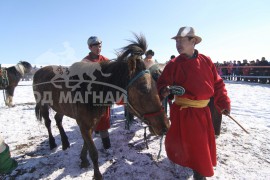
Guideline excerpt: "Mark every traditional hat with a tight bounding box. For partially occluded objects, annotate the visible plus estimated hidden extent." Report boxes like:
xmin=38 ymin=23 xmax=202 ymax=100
xmin=171 ymin=26 xmax=202 ymax=44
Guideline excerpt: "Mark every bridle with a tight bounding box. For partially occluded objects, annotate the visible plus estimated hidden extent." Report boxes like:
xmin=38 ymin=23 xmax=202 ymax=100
xmin=126 ymin=69 xmax=165 ymax=135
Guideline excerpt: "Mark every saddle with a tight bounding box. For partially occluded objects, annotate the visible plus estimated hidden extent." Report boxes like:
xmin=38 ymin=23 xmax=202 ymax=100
xmin=0 ymin=64 xmax=9 ymax=89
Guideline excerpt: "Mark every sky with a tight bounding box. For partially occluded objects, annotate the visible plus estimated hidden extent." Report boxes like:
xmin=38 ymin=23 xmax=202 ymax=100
xmin=1 ymin=0 xmax=270 ymax=66
xmin=1 ymin=80 xmax=270 ymax=179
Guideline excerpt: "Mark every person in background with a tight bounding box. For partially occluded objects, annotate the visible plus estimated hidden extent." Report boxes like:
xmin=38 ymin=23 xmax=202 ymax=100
xmin=143 ymin=49 xmax=156 ymax=69
xmin=0 ymin=135 xmax=18 ymax=174
xmin=170 ymin=55 xmax=175 ymax=60
xmin=157 ymin=26 xmax=231 ymax=179
xmin=82 ymin=36 xmax=111 ymax=151
xmin=227 ymin=61 xmax=233 ymax=80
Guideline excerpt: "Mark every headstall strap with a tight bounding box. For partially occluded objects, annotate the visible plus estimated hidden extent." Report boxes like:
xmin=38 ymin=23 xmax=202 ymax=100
xmin=143 ymin=107 xmax=164 ymax=118
xmin=127 ymin=70 xmax=150 ymax=88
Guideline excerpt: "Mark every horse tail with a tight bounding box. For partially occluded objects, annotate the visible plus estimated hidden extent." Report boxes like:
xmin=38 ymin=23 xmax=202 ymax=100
xmin=35 ymin=103 xmax=43 ymax=122
xmin=35 ymin=103 xmax=49 ymax=122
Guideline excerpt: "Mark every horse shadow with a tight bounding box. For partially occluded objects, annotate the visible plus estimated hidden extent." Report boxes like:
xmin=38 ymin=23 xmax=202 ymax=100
xmin=3 ymin=106 xmax=172 ymax=179
xmin=3 ymin=115 xmax=141 ymax=179
xmin=5 ymin=124 xmax=122 ymax=179
xmin=4 ymin=125 xmax=84 ymax=179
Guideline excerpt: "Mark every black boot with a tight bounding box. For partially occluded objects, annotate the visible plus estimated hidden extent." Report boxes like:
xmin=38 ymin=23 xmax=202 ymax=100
xmin=101 ymin=137 xmax=111 ymax=149
xmin=193 ymin=170 xmax=206 ymax=180
xmin=94 ymin=131 xmax=100 ymax=137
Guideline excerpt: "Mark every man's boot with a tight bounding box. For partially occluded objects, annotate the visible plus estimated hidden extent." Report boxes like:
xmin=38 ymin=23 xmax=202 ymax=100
xmin=101 ymin=136 xmax=111 ymax=149
xmin=99 ymin=130 xmax=113 ymax=156
xmin=193 ymin=170 xmax=206 ymax=180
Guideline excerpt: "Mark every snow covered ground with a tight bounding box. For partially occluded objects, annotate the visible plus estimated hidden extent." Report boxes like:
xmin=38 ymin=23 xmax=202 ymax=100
xmin=0 ymin=80 xmax=270 ymax=180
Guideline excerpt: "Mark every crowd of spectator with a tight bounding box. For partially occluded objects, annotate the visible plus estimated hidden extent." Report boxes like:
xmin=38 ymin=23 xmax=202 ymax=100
xmin=214 ymin=57 xmax=270 ymax=84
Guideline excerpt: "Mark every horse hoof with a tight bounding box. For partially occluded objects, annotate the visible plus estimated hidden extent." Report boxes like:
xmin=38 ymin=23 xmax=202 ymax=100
xmin=62 ymin=144 xmax=70 ymax=150
xmin=80 ymin=161 xmax=90 ymax=168
xmin=93 ymin=172 xmax=102 ymax=180
xmin=49 ymin=143 xmax=57 ymax=150
xmin=6 ymin=103 xmax=15 ymax=107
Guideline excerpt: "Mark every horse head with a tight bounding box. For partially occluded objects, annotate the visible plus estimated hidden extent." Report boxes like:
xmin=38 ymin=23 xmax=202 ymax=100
xmin=118 ymin=34 xmax=170 ymax=135
xmin=17 ymin=61 xmax=32 ymax=75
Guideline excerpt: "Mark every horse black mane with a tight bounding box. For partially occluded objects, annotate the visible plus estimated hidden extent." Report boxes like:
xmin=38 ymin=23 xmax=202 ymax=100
xmin=19 ymin=61 xmax=32 ymax=73
xmin=6 ymin=61 xmax=32 ymax=76
xmin=117 ymin=33 xmax=147 ymax=61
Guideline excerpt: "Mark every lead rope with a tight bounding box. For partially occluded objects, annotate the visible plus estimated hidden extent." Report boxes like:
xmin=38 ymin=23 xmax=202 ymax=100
xmin=144 ymin=127 xmax=149 ymax=149
xmin=144 ymin=126 xmax=164 ymax=160
xmin=157 ymin=133 xmax=164 ymax=159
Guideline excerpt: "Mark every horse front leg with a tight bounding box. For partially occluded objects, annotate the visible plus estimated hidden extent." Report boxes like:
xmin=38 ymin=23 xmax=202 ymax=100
xmin=5 ymin=88 xmax=15 ymax=107
xmin=54 ymin=113 xmax=70 ymax=150
xmin=79 ymin=124 xmax=102 ymax=180
xmin=5 ymin=94 xmax=13 ymax=107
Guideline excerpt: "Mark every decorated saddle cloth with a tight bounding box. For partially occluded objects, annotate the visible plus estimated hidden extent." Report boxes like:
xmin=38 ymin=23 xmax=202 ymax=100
xmin=0 ymin=66 xmax=9 ymax=89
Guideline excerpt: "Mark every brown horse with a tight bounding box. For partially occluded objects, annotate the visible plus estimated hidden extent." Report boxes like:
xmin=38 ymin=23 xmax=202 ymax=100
xmin=0 ymin=61 xmax=32 ymax=107
xmin=32 ymin=34 xmax=170 ymax=179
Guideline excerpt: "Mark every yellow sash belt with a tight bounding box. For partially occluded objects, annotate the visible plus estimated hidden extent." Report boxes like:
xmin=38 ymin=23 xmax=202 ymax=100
xmin=174 ymin=96 xmax=210 ymax=109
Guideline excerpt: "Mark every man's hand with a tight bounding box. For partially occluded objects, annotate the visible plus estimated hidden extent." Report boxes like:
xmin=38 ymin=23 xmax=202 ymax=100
xmin=160 ymin=86 xmax=170 ymax=98
xmin=221 ymin=109 xmax=230 ymax=116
